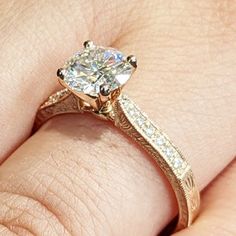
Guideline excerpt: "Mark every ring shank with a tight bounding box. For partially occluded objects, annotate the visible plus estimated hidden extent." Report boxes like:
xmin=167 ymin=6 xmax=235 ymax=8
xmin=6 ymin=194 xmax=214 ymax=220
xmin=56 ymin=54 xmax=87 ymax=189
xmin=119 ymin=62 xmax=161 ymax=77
xmin=34 ymin=89 xmax=82 ymax=130
xmin=34 ymin=89 xmax=200 ymax=231
xmin=113 ymin=95 xmax=200 ymax=230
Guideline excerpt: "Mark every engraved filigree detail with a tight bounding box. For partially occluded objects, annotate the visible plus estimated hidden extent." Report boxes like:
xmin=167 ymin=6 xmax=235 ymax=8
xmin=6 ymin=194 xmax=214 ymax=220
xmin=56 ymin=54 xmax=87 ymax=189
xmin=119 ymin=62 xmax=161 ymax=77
xmin=182 ymin=170 xmax=200 ymax=215
xmin=34 ymin=91 xmax=82 ymax=130
xmin=113 ymin=94 xmax=200 ymax=231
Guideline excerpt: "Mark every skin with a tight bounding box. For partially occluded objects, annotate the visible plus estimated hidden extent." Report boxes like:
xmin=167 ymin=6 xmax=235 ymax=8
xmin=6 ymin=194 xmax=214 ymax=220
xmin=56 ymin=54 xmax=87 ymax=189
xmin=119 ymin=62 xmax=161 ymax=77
xmin=0 ymin=0 xmax=235 ymax=235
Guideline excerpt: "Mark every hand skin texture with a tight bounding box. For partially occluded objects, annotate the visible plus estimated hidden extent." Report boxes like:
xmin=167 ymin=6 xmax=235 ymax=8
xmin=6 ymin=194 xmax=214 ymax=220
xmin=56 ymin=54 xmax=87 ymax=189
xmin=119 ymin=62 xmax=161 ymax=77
xmin=0 ymin=0 xmax=235 ymax=235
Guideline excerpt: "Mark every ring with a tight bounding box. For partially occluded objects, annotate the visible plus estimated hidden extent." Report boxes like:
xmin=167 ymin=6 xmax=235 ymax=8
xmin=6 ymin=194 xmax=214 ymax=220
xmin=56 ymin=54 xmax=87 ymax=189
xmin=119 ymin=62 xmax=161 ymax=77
xmin=34 ymin=40 xmax=200 ymax=232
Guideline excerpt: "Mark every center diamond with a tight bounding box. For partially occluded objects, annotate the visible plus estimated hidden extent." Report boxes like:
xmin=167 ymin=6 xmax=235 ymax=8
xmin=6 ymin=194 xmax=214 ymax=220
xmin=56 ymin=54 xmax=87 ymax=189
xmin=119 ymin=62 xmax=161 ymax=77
xmin=60 ymin=44 xmax=134 ymax=97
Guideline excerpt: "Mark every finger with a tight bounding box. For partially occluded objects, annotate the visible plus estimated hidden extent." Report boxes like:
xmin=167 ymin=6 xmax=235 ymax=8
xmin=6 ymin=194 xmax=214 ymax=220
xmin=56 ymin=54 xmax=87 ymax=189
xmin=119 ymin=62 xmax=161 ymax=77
xmin=0 ymin=1 xmax=236 ymax=235
xmin=174 ymin=160 xmax=236 ymax=236
xmin=0 ymin=0 xmax=137 ymax=160
xmin=1 ymin=115 xmax=173 ymax=235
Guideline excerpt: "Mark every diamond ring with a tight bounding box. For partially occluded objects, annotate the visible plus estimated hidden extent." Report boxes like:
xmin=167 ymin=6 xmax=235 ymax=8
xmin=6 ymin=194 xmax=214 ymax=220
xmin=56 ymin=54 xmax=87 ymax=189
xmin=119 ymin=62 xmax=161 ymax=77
xmin=34 ymin=40 xmax=200 ymax=231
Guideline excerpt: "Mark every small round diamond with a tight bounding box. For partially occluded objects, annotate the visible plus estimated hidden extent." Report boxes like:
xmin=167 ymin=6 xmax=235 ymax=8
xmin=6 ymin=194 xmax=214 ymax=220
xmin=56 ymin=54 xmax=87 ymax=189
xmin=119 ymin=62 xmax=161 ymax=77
xmin=128 ymin=108 xmax=136 ymax=116
xmin=144 ymin=122 xmax=156 ymax=137
xmin=173 ymin=158 xmax=183 ymax=169
xmin=135 ymin=115 xmax=146 ymax=126
xmin=165 ymin=147 xmax=174 ymax=158
xmin=156 ymin=136 xmax=165 ymax=146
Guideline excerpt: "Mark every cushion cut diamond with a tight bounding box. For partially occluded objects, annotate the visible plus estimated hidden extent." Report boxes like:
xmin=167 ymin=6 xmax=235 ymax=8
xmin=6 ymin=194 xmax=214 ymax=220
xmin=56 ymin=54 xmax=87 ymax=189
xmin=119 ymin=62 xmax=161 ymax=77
xmin=61 ymin=46 xmax=133 ymax=97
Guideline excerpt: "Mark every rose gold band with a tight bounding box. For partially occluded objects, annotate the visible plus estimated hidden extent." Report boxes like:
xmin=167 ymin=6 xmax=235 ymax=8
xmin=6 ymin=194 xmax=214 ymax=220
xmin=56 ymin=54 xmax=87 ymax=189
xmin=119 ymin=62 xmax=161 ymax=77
xmin=34 ymin=89 xmax=200 ymax=231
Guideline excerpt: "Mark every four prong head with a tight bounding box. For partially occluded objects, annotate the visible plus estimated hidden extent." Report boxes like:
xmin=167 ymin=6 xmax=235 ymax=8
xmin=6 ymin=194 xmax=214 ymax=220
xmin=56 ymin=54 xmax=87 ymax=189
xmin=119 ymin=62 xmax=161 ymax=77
xmin=127 ymin=55 xmax=137 ymax=68
xmin=57 ymin=68 xmax=64 ymax=79
xmin=83 ymin=40 xmax=94 ymax=49
xmin=100 ymin=83 xmax=111 ymax=96
xmin=58 ymin=42 xmax=137 ymax=113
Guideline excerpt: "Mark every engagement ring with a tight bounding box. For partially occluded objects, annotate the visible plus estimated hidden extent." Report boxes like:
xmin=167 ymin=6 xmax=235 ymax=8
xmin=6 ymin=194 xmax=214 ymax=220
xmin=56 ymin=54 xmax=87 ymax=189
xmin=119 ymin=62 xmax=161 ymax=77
xmin=35 ymin=40 xmax=200 ymax=231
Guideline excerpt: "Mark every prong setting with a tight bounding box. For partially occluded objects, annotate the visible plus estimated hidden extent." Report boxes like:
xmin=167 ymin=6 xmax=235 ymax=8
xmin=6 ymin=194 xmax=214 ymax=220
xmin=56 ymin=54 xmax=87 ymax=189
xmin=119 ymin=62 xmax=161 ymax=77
xmin=100 ymin=83 xmax=111 ymax=96
xmin=57 ymin=68 xmax=64 ymax=79
xmin=127 ymin=55 xmax=137 ymax=68
xmin=83 ymin=40 xmax=94 ymax=49
xmin=60 ymin=42 xmax=135 ymax=112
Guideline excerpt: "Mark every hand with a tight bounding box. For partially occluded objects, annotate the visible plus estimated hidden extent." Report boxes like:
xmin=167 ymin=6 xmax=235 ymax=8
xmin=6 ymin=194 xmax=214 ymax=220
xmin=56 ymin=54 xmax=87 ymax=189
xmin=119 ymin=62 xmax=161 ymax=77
xmin=0 ymin=1 xmax=235 ymax=235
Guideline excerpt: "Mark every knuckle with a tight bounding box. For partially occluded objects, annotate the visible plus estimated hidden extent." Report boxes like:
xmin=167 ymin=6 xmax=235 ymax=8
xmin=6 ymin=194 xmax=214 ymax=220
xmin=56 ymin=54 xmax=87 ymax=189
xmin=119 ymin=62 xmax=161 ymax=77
xmin=0 ymin=155 xmax=115 ymax=235
xmin=0 ymin=224 xmax=16 ymax=236
xmin=0 ymin=190 xmax=69 ymax=236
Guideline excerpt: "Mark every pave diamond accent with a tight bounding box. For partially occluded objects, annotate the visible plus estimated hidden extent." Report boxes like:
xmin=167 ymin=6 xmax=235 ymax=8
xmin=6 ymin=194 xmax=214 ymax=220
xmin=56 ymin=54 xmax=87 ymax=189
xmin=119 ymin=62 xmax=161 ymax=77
xmin=119 ymin=94 xmax=189 ymax=176
xmin=143 ymin=122 xmax=156 ymax=137
xmin=42 ymin=88 xmax=70 ymax=108
xmin=60 ymin=46 xmax=133 ymax=97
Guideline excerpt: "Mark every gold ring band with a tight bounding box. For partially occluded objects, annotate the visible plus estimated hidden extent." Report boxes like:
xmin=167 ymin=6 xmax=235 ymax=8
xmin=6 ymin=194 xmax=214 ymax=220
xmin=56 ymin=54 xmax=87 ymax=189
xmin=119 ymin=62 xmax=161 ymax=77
xmin=35 ymin=89 xmax=200 ymax=231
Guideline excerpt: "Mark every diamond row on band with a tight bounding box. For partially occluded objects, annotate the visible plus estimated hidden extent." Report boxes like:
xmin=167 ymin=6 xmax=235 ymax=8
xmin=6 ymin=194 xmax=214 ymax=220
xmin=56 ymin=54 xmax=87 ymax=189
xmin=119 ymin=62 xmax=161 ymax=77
xmin=119 ymin=94 xmax=190 ymax=177
xmin=41 ymin=88 xmax=70 ymax=108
